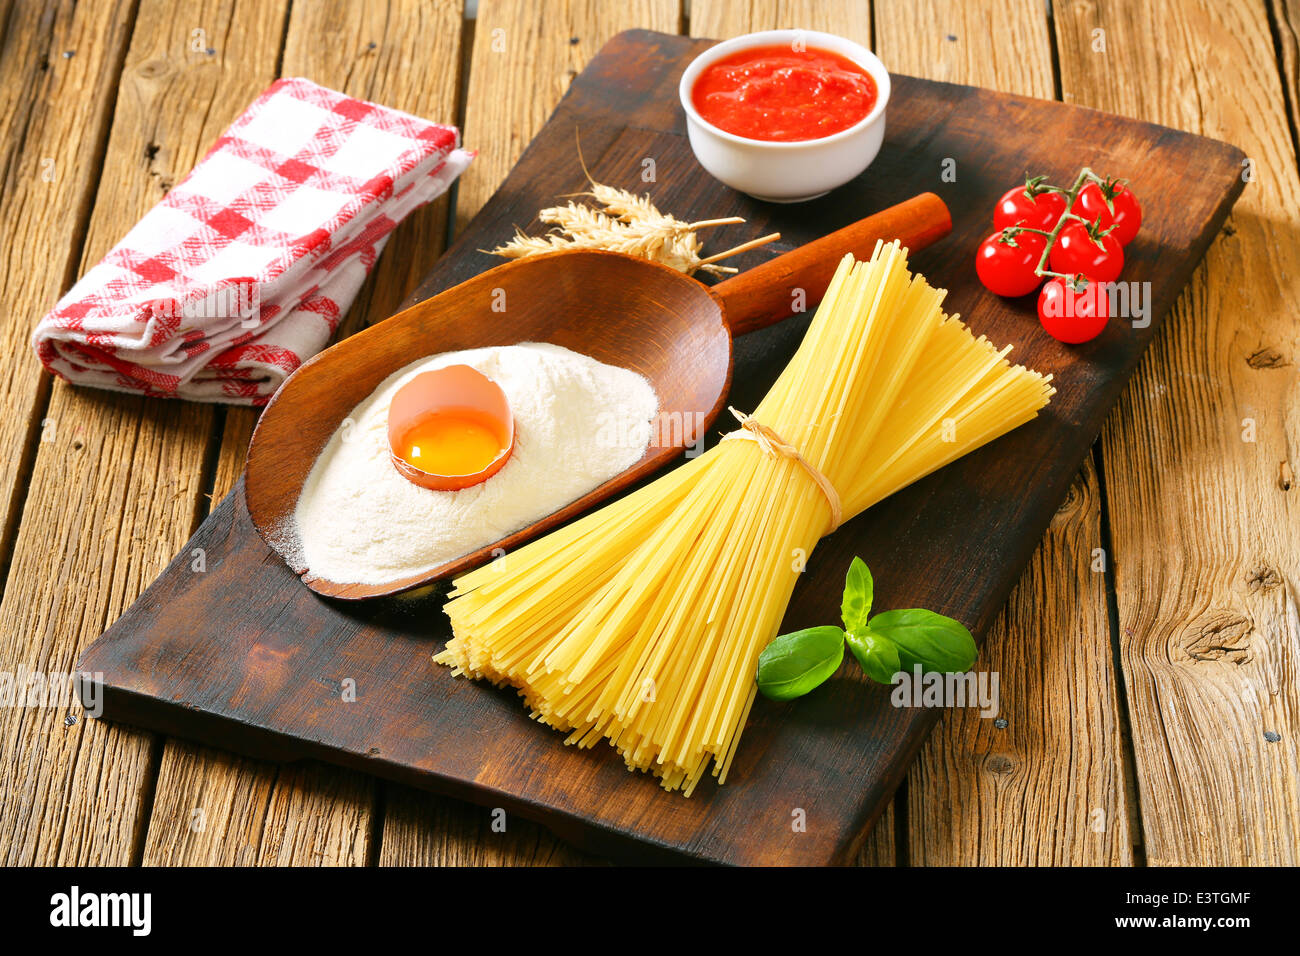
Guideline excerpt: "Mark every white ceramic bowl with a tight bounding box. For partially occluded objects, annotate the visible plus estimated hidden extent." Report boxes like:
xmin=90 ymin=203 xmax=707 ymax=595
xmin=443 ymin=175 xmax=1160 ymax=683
xmin=679 ymin=29 xmax=891 ymax=203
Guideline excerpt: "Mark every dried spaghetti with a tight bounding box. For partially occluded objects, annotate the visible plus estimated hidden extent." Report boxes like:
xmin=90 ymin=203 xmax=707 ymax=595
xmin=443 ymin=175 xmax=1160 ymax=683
xmin=436 ymin=241 xmax=1054 ymax=794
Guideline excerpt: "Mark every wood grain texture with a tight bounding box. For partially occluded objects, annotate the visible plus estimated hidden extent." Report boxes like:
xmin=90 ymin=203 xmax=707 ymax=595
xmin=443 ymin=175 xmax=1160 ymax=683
xmin=689 ymin=0 xmax=872 ymax=42
xmin=1055 ymin=0 xmax=1300 ymax=865
xmin=211 ymin=406 xmax=257 ymax=508
xmin=688 ymin=0 xmax=888 ymax=867
xmin=0 ymin=0 xmax=288 ymax=866
xmin=452 ymin=0 xmax=679 ymax=230
xmin=875 ymin=0 xmax=1053 ymax=94
xmin=875 ymin=0 xmax=1133 ymax=865
xmin=378 ymin=785 xmax=597 ymax=865
xmin=0 ymin=0 xmax=136 ymax=587
xmin=151 ymin=0 xmax=467 ymax=867
xmin=379 ymin=787 xmax=891 ymax=865
xmin=144 ymin=747 xmax=372 ymax=866
xmin=1275 ymin=0 xmax=1300 ymax=147
xmin=377 ymin=0 xmax=678 ymax=867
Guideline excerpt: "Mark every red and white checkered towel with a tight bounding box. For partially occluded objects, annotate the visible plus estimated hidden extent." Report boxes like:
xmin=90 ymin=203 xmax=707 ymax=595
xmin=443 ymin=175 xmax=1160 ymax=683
xmin=32 ymin=77 xmax=473 ymax=405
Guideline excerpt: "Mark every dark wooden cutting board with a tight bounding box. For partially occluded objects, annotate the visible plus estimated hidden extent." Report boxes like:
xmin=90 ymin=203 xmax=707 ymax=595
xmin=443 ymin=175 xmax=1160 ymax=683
xmin=78 ymin=30 xmax=1245 ymax=865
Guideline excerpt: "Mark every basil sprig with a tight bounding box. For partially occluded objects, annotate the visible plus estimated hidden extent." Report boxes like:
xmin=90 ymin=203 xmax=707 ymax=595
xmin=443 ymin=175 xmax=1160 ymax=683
xmin=756 ymin=557 xmax=977 ymax=701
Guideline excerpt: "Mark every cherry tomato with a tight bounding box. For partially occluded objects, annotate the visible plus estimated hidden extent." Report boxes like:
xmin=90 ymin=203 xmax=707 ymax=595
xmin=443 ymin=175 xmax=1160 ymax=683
xmin=1038 ymin=276 xmax=1109 ymax=343
xmin=1072 ymin=181 xmax=1142 ymax=245
xmin=1049 ymin=220 xmax=1124 ymax=282
xmin=975 ymin=230 xmax=1047 ymax=297
xmin=993 ymin=183 xmax=1068 ymax=232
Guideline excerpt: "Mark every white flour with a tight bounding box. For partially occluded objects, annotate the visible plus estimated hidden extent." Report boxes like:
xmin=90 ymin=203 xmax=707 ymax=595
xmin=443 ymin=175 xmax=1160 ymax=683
xmin=294 ymin=342 xmax=658 ymax=586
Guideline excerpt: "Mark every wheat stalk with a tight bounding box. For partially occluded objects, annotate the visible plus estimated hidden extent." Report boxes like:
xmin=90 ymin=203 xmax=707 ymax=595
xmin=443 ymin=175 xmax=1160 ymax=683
xmin=537 ymin=202 xmax=618 ymax=236
xmin=487 ymin=139 xmax=778 ymax=275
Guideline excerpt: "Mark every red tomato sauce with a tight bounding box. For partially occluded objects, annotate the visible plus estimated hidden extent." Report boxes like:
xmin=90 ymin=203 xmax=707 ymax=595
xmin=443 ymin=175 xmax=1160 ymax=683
xmin=691 ymin=44 xmax=878 ymax=142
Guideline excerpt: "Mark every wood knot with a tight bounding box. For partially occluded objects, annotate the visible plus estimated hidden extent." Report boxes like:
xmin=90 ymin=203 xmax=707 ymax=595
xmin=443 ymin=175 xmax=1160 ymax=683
xmin=136 ymin=59 xmax=169 ymax=79
xmin=985 ymin=753 xmax=1015 ymax=776
xmin=1246 ymin=347 xmax=1288 ymax=369
xmin=1181 ymin=609 xmax=1252 ymax=664
xmin=1051 ymin=470 xmax=1087 ymax=524
xmin=1246 ymin=566 xmax=1282 ymax=593
xmin=1281 ymin=460 xmax=1294 ymax=492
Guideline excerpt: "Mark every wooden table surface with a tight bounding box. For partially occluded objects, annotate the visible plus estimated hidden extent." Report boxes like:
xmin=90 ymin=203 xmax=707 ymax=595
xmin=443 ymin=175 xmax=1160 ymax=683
xmin=0 ymin=0 xmax=1296 ymax=867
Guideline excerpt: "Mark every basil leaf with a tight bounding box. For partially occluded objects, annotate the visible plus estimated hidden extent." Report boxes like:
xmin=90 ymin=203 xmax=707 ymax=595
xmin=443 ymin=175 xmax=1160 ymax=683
xmin=845 ymin=628 xmax=901 ymax=685
xmin=840 ymin=556 xmax=873 ymax=634
xmin=757 ymin=626 xmax=846 ymax=701
xmin=866 ymin=608 xmax=977 ymax=673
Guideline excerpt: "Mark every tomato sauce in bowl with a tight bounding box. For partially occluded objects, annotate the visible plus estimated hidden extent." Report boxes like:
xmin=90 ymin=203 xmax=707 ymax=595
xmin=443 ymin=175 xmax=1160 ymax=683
xmin=690 ymin=44 xmax=879 ymax=142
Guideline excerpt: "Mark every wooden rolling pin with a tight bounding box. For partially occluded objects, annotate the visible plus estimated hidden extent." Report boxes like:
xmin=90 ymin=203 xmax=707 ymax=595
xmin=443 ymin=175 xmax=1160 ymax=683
xmin=714 ymin=192 xmax=952 ymax=336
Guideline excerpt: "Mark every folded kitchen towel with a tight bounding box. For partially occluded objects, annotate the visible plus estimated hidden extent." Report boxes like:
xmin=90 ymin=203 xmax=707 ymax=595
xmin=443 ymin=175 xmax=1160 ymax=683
xmin=32 ymin=77 xmax=473 ymax=405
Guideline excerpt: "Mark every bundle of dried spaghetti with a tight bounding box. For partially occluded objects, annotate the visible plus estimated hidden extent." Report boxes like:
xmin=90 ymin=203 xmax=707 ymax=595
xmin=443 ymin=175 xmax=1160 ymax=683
xmin=436 ymin=241 xmax=1054 ymax=795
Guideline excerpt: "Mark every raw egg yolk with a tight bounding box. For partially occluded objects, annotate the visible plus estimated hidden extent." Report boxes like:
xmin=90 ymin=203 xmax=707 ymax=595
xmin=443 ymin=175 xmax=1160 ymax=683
xmin=397 ymin=410 xmax=506 ymax=477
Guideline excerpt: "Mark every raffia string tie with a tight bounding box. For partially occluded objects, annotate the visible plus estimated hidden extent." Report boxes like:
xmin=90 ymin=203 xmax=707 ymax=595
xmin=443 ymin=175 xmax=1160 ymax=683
xmin=718 ymin=406 xmax=843 ymax=532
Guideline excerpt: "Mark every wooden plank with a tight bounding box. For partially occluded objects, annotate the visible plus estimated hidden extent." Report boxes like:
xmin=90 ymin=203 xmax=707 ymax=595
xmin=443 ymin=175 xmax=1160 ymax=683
xmin=0 ymin=0 xmax=136 ymax=588
xmin=211 ymin=408 xmax=258 ymax=507
xmin=687 ymin=0 xmax=892 ymax=868
xmin=0 ymin=0 xmax=12 ymax=51
xmin=1054 ymin=0 xmax=1300 ymax=865
xmin=147 ymin=0 xmax=467 ymax=866
xmin=450 ymin=0 xmax=680 ymax=230
xmin=376 ymin=0 xmax=679 ymax=866
xmin=378 ymin=785 xmax=596 ymax=865
xmin=0 ymin=0 xmax=289 ymax=866
xmin=144 ymin=749 xmax=371 ymax=865
xmin=875 ymin=0 xmax=1054 ymax=94
xmin=874 ymin=0 xmax=1132 ymax=865
xmin=1276 ymin=0 xmax=1300 ymax=150
xmin=689 ymin=0 xmax=872 ymax=40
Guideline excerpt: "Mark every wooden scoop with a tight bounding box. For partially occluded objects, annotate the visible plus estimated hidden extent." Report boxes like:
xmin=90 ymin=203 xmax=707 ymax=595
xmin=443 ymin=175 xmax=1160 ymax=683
xmin=246 ymin=192 xmax=951 ymax=599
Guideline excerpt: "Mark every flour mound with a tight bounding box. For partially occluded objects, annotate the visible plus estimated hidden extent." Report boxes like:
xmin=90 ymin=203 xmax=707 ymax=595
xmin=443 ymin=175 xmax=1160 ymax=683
xmin=294 ymin=343 xmax=658 ymax=586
